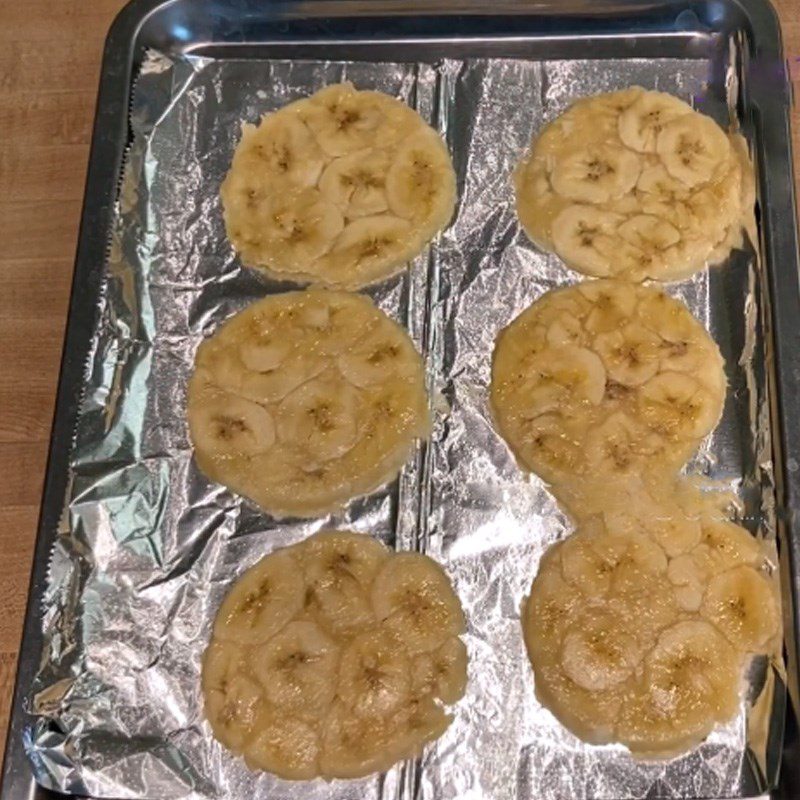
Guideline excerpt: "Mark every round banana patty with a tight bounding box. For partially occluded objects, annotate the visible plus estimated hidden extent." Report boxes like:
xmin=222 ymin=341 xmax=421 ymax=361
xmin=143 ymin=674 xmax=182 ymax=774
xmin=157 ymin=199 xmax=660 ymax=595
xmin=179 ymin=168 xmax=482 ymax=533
xmin=514 ymin=87 xmax=755 ymax=281
xmin=202 ymin=530 xmax=467 ymax=779
xmin=522 ymin=497 xmax=778 ymax=758
xmin=188 ymin=290 xmax=429 ymax=518
xmin=490 ymin=279 xmax=725 ymax=487
xmin=221 ymin=82 xmax=456 ymax=289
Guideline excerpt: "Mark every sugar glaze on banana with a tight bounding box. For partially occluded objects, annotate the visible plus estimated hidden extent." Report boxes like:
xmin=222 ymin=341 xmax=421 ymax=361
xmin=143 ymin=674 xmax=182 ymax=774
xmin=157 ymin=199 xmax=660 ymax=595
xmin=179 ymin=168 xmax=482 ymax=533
xmin=202 ymin=530 xmax=467 ymax=779
xmin=221 ymin=82 xmax=456 ymax=289
xmin=188 ymin=290 xmax=429 ymax=518
xmin=514 ymin=87 xmax=755 ymax=281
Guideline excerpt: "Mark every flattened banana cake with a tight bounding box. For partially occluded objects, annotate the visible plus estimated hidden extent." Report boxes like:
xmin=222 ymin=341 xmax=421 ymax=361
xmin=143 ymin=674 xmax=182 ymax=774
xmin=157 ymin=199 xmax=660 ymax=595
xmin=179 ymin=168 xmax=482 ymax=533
xmin=514 ymin=87 xmax=755 ymax=281
xmin=221 ymin=82 xmax=456 ymax=289
xmin=490 ymin=280 xmax=725 ymax=488
xmin=522 ymin=492 xmax=780 ymax=757
xmin=202 ymin=530 xmax=467 ymax=779
xmin=188 ymin=290 xmax=429 ymax=517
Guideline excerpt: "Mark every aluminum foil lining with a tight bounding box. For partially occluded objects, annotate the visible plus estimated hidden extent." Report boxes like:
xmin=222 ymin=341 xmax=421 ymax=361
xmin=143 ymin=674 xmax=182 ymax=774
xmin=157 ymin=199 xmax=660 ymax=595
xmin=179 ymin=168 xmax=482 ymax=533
xmin=23 ymin=51 xmax=782 ymax=800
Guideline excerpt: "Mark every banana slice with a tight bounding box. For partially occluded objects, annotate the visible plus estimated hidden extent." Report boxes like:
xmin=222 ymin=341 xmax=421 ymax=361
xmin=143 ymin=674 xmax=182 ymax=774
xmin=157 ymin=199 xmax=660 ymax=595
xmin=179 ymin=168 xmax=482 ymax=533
xmin=615 ymin=214 xmax=682 ymax=279
xmin=223 ymin=83 xmax=454 ymax=288
xmin=618 ymin=91 xmax=692 ymax=153
xmin=276 ymin=373 xmax=360 ymax=463
xmin=202 ymin=642 xmax=261 ymax=750
xmin=656 ymin=112 xmax=731 ymax=187
xmin=561 ymin=608 xmax=643 ymax=691
xmin=229 ymin=186 xmax=344 ymax=274
xmin=579 ymin=280 xmax=637 ymax=334
xmin=189 ymin=291 xmax=428 ymax=517
xmin=316 ymin=214 xmax=420 ymax=289
xmin=560 ymin=527 xmax=666 ymax=599
xmin=372 ymin=553 xmax=465 ymax=655
xmin=204 ymin=670 xmax=264 ymax=751
xmin=593 ymin=323 xmax=662 ymax=386
xmin=252 ymin=620 xmax=340 ymax=715
xmin=318 ymin=148 xmax=391 ymax=218
xmin=699 ymin=519 xmax=764 ymax=570
xmin=616 ymin=620 xmax=741 ymax=757
xmin=301 ymin=530 xmax=388 ymax=638
xmin=585 ymin=412 xmax=666 ymax=477
xmin=319 ymin=700 xmax=406 ymax=779
xmin=213 ymin=551 xmax=305 ymax=646
xmin=550 ymin=144 xmax=641 ymax=203
xmin=412 ymin=636 xmax=468 ymax=704
xmin=514 ymin=87 xmax=753 ymax=281
xmin=505 ymin=344 xmax=607 ymax=414
xmin=337 ymin=318 xmax=421 ymax=388
xmin=235 ymin=111 xmax=326 ymax=189
xmin=385 ymin=128 xmax=457 ymax=232
xmin=300 ymin=83 xmax=418 ymax=157
xmin=637 ymin=370 xmax=722 ymax=441
xmin=701 ymin=565 xmax=780 ymax=651
xmin=522 ymin=546 xmax=583 ymax=661
xmin=337 ymin=627 xmax=412 ymax=717
xmin=188 ymin=387 xmax=276 ymax=458
xmin=550 ymin=205 xmax=623 ymax=276
xmin=244 ymin=712 xmax=320 ymax=780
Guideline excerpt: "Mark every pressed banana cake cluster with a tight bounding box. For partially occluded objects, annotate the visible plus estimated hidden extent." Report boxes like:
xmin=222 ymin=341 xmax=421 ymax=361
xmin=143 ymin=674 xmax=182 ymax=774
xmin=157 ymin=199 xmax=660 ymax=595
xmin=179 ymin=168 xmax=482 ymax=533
xmin=490 ymin=279 xmax=726 ymax=493
xmin=521 ymin=484 xmax=779 ymax=756
xmin=188 ymin=290 xmax=430 ymax=519
xmin=514 ymin=87 xmax=754 ymax=282
xmin=221 ymin=82 xmax=456 ymax=289
xmin=500 ymin=88 xmax=773 ymax=757
xmin=202 ymin=531 xmax=467 ymax=780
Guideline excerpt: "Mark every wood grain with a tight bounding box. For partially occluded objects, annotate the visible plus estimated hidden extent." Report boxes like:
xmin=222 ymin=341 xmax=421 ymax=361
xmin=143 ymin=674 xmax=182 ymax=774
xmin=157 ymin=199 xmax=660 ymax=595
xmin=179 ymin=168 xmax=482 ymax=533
xmin=0 ymin=0 xmax=798 ymax=768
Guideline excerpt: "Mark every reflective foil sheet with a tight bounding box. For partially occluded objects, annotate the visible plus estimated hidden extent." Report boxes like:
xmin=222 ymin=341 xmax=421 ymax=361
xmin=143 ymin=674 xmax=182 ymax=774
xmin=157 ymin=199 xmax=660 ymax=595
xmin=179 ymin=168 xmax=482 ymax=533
xmin=24 ymin=52 xmax=782 ymax=800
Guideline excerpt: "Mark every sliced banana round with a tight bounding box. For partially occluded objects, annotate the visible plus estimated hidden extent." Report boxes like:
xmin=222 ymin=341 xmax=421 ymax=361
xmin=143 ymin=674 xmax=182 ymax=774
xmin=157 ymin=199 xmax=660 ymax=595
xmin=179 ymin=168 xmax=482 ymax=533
xmin=618 ymin=91 xmax=693 ymax=153
xmin=188 ymin=387 xmax=276 ymax=459
xmin=188 ymin=291 xmax=428 ymax=518
xmin=550 ymin=144 xmax=641 ymax=204
xmin=616 ymin=620 xmax=741 ymax=758
xmin=213 ymin=550 xmax=305 ymax=646
xmin=222 ymin=82 xmax=455 ymax=288
xmin=701 ymin=565 xmax=780 ymax=652
xmin=385 ymin=128 xmax=457 ymax=232
xmin=301 ymin=530 xmax=389 ymax=639
xmin=514 ymin=87 xmax=753 ymax=281
xmin=318 ymin=148 xmax=392 ymax=218
xmin=637 ymin=370 xmax=723 ymax=442
xmin=371 ymin=552 xmax=465 ymax=655
xmin=550 ymin=205 xmax=623 ymax=277
xmin=337 ymin=627 xmax=412 ymax=717
xmin=251 ymin=620 xmax=340 ymax=715
xmin=412 ymin=636 xmax=468 ymax=704
xmin=656 ymin=112 xmax=731 ymax=187
xmin=490 ymin=280 xmax=725 ymax=486
xmin=243 ymin=712 xmax=320 ymax=780
xmin=202 ymin=530 xmax=467 ymax=780
xmin=561 ymin=608 xmax=643 ymax=692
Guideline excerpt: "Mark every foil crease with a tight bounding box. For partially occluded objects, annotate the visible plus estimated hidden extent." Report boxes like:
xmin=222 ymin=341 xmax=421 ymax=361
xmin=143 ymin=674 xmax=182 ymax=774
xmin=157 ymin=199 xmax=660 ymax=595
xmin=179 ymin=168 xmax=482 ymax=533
xmin=24 ymin=52 xmax=781 ymax=800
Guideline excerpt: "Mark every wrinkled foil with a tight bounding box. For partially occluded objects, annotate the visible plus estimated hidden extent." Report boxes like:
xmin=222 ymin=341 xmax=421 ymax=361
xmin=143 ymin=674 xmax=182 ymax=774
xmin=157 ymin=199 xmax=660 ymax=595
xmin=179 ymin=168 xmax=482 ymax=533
xmin=24 ymin=52 xmax=781 ymax=800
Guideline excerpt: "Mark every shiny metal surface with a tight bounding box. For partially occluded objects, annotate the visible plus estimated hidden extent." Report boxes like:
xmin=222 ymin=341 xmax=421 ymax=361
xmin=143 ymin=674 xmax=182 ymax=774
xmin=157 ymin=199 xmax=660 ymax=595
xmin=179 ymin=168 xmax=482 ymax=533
xmin=2 ymin=1 xmax=798 ymax=799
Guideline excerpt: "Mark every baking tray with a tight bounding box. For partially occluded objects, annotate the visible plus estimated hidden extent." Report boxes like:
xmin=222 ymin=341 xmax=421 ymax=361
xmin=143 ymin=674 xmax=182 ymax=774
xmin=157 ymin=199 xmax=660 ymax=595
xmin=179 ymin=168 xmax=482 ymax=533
xmin=2 ymin=0 xmax=799 ymax=798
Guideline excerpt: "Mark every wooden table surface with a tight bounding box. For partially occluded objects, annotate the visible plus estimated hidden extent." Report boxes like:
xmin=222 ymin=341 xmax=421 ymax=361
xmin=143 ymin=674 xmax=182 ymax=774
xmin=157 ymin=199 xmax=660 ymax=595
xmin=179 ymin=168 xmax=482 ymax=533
xmin=0 ymin=0 xmax=798 ymax=766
